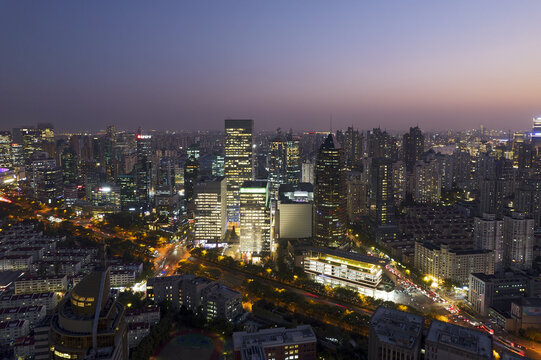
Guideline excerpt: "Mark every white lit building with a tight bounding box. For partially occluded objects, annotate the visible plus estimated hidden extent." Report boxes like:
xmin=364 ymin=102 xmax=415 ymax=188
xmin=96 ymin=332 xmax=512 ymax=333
xmin=303 ymin=248 xmax=385 ymax=296
xmin=194 ymin=177 xmax=227 ymax=246
xmin=473 ymin=213 xmax=504 ymax=271
xmin=239 ymin=181 xmax=271 ymax=258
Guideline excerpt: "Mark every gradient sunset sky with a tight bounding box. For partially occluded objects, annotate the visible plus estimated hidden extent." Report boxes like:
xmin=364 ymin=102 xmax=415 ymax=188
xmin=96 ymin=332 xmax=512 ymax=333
xmin=1 ymin=1 xmax=541 ymax=132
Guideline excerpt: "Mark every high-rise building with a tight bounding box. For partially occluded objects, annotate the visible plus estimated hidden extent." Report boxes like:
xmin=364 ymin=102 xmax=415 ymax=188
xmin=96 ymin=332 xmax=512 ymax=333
xmin=0 ymin=131 xmax=12 ymax=168
xmin=503 ymin=214 xmax=534 ymax=270
xmin=118 ymin=174 xmax=137 ymax=211
xmin=194 ymin=177 xmax=227 ymax=246
xmin=211 ymin=154 xmax=225 ymax=177
xmin=268 ymin=136 xmax=287 ymax=196
xmin=369 ymin=158 xmax=394 ymax=226
xmin=403 ymin=126 xmax=424 ymax=172
xmin=301 ymin=161 xmax=314 ymax=184
xmin=313 ymin=134 xmax=346 ymax=247
xmin=412 ymin=158 xmax=441 ymax=204
xmin=60 ymin=147 xmax=78 ymax=185
xmin=11 ymin=143 xmax=24 ymax=167
xmin=343 ymin=127 xmax=363 ymax=170
xmin=183 ymin=155 xmax=199 ymax=207
xmin=346 ymin=171 xmax=365 ymax=221
xmin=369 ymin=307 xmax=424 ymax=360
xmin=285 ymin=133 xmax=300 ymax=185
xmin=473 ymin=214 xmax=504 ymax=271
xmin=367 ymin=128 xmax=398 ymax=161
xmin=135 ymin=130 xmax=153 ymax=206
xmin=14 ymin=127 xmax=42 ymax=163
xmin=49 ymin=267 xmax=128 ymax=360
xmin=391 ymin=161 xmax=406 ymax=207
xmin=225 ymin=119 xmax=254 ymax=229
xmin=239 ymin=181 xmax=270 ymax=259
xmin=31 ymin=159 xmax=62 ymax=204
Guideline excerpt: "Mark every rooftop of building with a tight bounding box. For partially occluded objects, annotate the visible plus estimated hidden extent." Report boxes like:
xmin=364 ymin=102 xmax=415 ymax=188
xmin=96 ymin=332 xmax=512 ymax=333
xmin=0 ymin=271 xmax=23 ymax=286
xmin=370 ymin=307 xmax=424 ymax=349
xmin=0 ymin=319 xmax=27 ymax=329
xmin=304 ymin=247 xmax=388 ymax=267
xmin=233 ymin=325 xmax=316 ymax=351
xmin=426 ymin=320 xmax=492 ymax=357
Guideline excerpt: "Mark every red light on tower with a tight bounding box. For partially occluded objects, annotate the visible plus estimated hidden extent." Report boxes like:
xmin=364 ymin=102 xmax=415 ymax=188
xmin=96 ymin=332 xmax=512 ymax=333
xmin=137 ymin=134 xmax=141 ymax=139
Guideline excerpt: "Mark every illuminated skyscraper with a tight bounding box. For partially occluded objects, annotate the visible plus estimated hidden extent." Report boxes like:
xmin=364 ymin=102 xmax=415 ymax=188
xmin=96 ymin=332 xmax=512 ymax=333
xmin=183 ymin=155 xmax=199 ymax=207
xmin=343 ymin=126 xmax=363 ymax=170
xmin=239 ymin=181 xmax=270 ymax=259
xmin=474 ymin=213 xmax=504 ymax=271
xmin=224 ymin=119 xmax=254 ymax=229
xmin=268 ymin=132 xmax=300 ymax=197
xmin=135 ymin=129 xmax=153 ymax=205
xmin=0 ymin=131 xmax=12 ymax=168
xmin=313 ymin=134 xmax=346 ymax=247
xmin=369 ymin=158 xmax=394 ymax=226
xmin=412 ymin=158 xmax=441 ymax=204
xmin=194 ymin=177 xmax=227 ymax=246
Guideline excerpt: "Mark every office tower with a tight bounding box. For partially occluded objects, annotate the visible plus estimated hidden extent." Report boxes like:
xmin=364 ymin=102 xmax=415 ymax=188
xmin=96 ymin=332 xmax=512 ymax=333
xmin=49 ymin=267 xmax=128 ymax=360
xmin=135 ymin=130 xmax=153 ymax=205
xmin=504 ymin=214 xmax=534 ymax=270
xmin=391 ymin=161 xmax=406 ymax=207
xmin=37 ymin=123 xmax=54 ymax=143
xmin=60 ymin=147 xmax=78 ymax=185
xmin=224 ymin=119 xmax=254 ymax=228
xmin=473 ymin=214 xmax=504 ymax=271
xmin=276 ymin=183 xmax=313 ymax=239
xmin=285 ymin=133 xmax=300 ymax=185
xmin=156 ymin=157 xmax=175 ymax=194
xmin=194 ymin=177 xmax=227 ymax=246
xmin=313 ymin=134 xmax=346 ymax=247
xmin=91 ymin=184 xmax=121 ymax=213
xmin=343 ymin=126 xmax=363 ymax=170
xmin=403 ymin=126 xmax=424 ymax=172
xmin=11 ymin=143 xmax=24 ymax=167
xmin=369 ymin=158 xmax=394 ymax=226
xmin=233 ymin=325 xmax=317 ymax=360
xmin=239 ymin=181 xmax=270 ymax=259
xmin=412 ymin=158 xmax=441 ymax=204
xmin=0 ymin=131 xmax=11 ymax=168
xmin=118 ymin=174 xmax=137 ymax=211
xmin=211 ymin=154 xmax=225 ymax=177
xmin=79 ymin=160 xmax=101 ymax=200
xmin=425 ymin=321 xmax=492 ymax=359
xmin=187 ymin=142 xmax=200 ymax=160
xmin=301 ymin=161 xmax=314 ymax=184
xmin=268 ymin=135 xmax=287 ymax=196
xmin=13 ymin=127 xmax=42 ymax=163
xmin=369 ymin=307 xmax=424 ymax=360
xmin=183 ymin=155 xmax=199 ymax=208
xmin=31 ymin=159 xmax=62 ymax=204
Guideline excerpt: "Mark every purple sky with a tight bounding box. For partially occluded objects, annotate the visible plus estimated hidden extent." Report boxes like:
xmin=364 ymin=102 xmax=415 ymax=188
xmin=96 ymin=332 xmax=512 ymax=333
xmin=1 ymin=1 xmax=541 ymax=132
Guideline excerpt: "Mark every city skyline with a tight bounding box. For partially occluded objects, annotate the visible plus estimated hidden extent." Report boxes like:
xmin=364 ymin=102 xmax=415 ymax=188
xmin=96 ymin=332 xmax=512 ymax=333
xmin=2 ymin=1 xmax=541 ymax=132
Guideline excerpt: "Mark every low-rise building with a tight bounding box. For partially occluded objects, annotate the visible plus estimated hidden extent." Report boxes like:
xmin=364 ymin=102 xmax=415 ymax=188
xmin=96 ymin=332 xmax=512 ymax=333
xmin=510 ymin=297 xmax=541 ymax=331
xmin=127 ymin=322 xmax=150 ymax=349
xmin=14 ymin=274 xmax=68 ymax=294
xmin=201 ymin=283 xmax=243 ymax=322
xmin=468 ymin=272 xmax=529 ymax=316
xmin=0 ymin=319 xmax=29 ymax=344
xmin=425 ymin=320 xmax=492 ymax=359
xmin=0 ymin=305 xmax=46 ymax=328
xmin=125 ymin=305 xmax=160 ymax=326
xmin=0 ymin=292 xmax=58 ymax=313
xmin=302 ymin=247 xmax=386 ymax=296
xmin=14 ymin=336 xmax=35 ymax=359
xmin=415 ymin=242 xmax=494 ymax=285
xmin=110 ymin=270 xmax=136 ymax=287
xmin=233 ymin=325 xmax=317 ymax=360
xmin=0 ymin=255 xmax=33 ymax=271
xmin=368 ymin=306 xmax=424 ymax=360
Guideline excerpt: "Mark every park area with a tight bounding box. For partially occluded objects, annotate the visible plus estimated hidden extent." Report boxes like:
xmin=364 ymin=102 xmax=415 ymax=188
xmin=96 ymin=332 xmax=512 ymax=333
xmin=153 ymin=328 xmax=227 ymax=360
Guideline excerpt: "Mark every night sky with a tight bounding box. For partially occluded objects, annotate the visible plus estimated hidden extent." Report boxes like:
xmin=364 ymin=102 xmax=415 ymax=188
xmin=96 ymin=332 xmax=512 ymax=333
xmin=1 ymin=1 xmax=541 ymax=132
